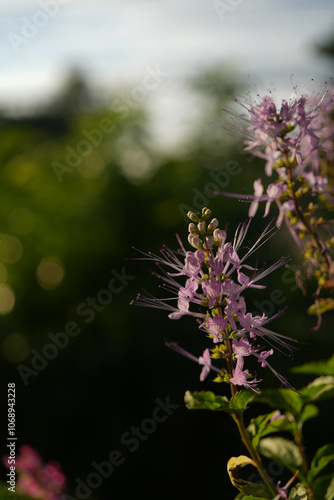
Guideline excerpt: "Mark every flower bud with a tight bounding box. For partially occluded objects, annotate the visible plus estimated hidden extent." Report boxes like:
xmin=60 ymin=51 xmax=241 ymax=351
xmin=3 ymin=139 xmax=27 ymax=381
xmin=204 ymin=235 xmax=214 ymax=248
xmin=188 ymin=233 xmax=201 ymax=249
xmin=187 ymin=211 xmax=198 ymax=222
xmin=188 ymin=223 xmax=197 ymax=234
xmin=202 ymin=207 xmax=212 ymax=219
xmin=208 ymin=218 xmax=219 ymax=231
xmin=213 ymin=228 xmax=226 ymax=242
xmin=197 ymin=221 xmax=206 ymax=233
xmin=195 ymin=249 xmax=205 ymax=262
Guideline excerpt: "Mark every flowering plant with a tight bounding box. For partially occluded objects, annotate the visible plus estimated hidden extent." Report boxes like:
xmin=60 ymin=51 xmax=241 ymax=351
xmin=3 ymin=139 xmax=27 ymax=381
xmin=221 ymin=81 xmax=334 ymax=327
xmin=132 ymin=82 xmax=334 ymax=499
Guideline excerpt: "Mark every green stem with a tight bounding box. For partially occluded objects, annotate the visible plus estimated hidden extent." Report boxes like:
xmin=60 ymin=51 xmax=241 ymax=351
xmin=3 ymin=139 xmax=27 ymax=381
xmin=224 ymin=338 xmax=277 ymax=497
xmin=295 ymin=430 xmax=316 ymax=500
xmin=232 ymin=412 xmax=278 ymax=497
xmin=224 ymin=337 xmax=236 ymax=398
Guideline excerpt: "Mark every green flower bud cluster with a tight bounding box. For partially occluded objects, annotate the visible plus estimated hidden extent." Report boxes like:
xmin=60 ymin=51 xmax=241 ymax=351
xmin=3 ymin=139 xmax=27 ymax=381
xmin=187 ymin=208 xmax=223 ymax=250
xmin=187 ymin=207 xmax=212 ymax=223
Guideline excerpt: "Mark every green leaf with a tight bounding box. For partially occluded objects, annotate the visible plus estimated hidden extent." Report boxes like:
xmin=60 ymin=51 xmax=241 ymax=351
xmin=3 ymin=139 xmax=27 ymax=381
xmin=300 ymin=376 xmax=334 ymax=404
xmin=308 ymin=444 xmax=334 ymax=483
xmin=247 ymin=411 xmax=297 ymax=450
xmin=308 ymin=453 xmax=334 ymax=484
xmin=258 ymin=437 xmax=304 ymax=480
xmin=325 ymin=475 xmax=334 ymax=500
xmin=291 ymin=355 xmax=334 ymax=376
xmin=229 ymin=390 xmax=255 ymax=412
xmin=184 ymin=390 xmax=230 ymax=411
xmin=299 ymin=404 xmax=319 ymax=424
xmin=307 ymin=298 xmax=334 ymax=315
xmin=288 ymin=483 xmax=308 ymax=499
xmin=247 ymin=413 xmax=272 ymax=450
xmin=227 ymin=455 xmax=270 ymax=498
xmin=253 ymin=380 xmax=334 ymax=422
xmin=313 ymin=474 xmax=334 ymax=500
xmin=253 ymin=388 xmax=303 ymax=416
xmin=184 ymin=389 xmax=254 ymax=415
xmin=310 ymin=443 xmax=334 ymax=470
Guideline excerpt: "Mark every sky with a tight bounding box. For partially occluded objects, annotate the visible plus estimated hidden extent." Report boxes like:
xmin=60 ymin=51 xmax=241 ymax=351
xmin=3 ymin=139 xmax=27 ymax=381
xmin=0 ymin=0 xmax=333 ymax=149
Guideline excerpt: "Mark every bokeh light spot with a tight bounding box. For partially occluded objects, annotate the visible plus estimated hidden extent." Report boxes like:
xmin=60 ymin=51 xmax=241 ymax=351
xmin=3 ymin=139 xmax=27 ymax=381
xmin=117 ymin=137 xmax=154 ymax=183
xmin=2 ymin=332 xmax=30 ymax=363
xmin=0 ymin=235 xmax=23 ymax=263
xmin=78 ymin=152 xmax=106 ymax=179
xmin=36 ymin=258 xmax=65 ymax=290
xmin=0 ymin=284 xmax=15 ymax=315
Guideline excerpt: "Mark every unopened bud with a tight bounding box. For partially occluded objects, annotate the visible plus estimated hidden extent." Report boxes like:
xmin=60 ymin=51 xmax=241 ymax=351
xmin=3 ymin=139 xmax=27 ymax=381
xmin=188 ymin=233 xmax=201 ymax=249
xmin=202 ymin=207 xmax=212 ymax=219
xmin=208 ymin=218 xmax=219 ymax=231
xmin=213 ymin=228 xmax=226 ymax=242
xmin=204 ymin=235 xmax=214 ymax=248
xmin=188 ymin=223 xmax=197 ymax=233
xmin=197 ymin=221 xmax=206 ymax=233
xmin=187 ymin=211 xmax=198 ymax=223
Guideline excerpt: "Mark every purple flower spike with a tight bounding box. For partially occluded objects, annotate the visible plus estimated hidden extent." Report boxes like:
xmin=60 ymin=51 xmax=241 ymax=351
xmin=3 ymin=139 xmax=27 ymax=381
xmin=132 ymin=213 xmax=296 ymax=390
xmin=220 ymin=81 xmax=334 ymax=224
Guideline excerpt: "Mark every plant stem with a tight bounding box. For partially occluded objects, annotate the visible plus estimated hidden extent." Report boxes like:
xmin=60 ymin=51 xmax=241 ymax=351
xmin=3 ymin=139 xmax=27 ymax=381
xmin=295 ymin=430 xmax=316 ymax=500
xmin=224 ymin=337 xmax=236 ymax=398
xmin=232 ymin=412 xmax=278 ymax=497
xmin=224 ymin=338 xmax=277 ymax=497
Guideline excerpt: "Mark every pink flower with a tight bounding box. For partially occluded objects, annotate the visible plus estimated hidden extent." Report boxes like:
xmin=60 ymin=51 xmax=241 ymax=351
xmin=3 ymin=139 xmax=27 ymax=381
xmin=202 ymin=278 xmax=222 ymax=308
xmin=201 ymin=315 xmax=228 ymax=343
xmin=249 ymin=178 xmax=264 ymax=217
xmin=198 ymin=348 xmax=213 ymax=381
xmin=4 ymin=445 xmax=66 ymax=500
xmin=229 ymin=359 xmax=261 ymax=392
xmin=270 ymin=410 xmax=285 ymax=422
xmin=166 ymin=343 xmax=221 ymax=381
xmin=263 ymin=182 xmax=286 ymax=217
xmin=257 ymin=348 xmax=274 ymax=367
xmin=276 ymin=480 xmax=288 ymax=499
xmin=183 ymin=251 xmax=202 ymax=278
xmin=277 ymin=200 xmax=294 ymax=226
xmin=232 ymin=337 xmax=254 ymax=359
